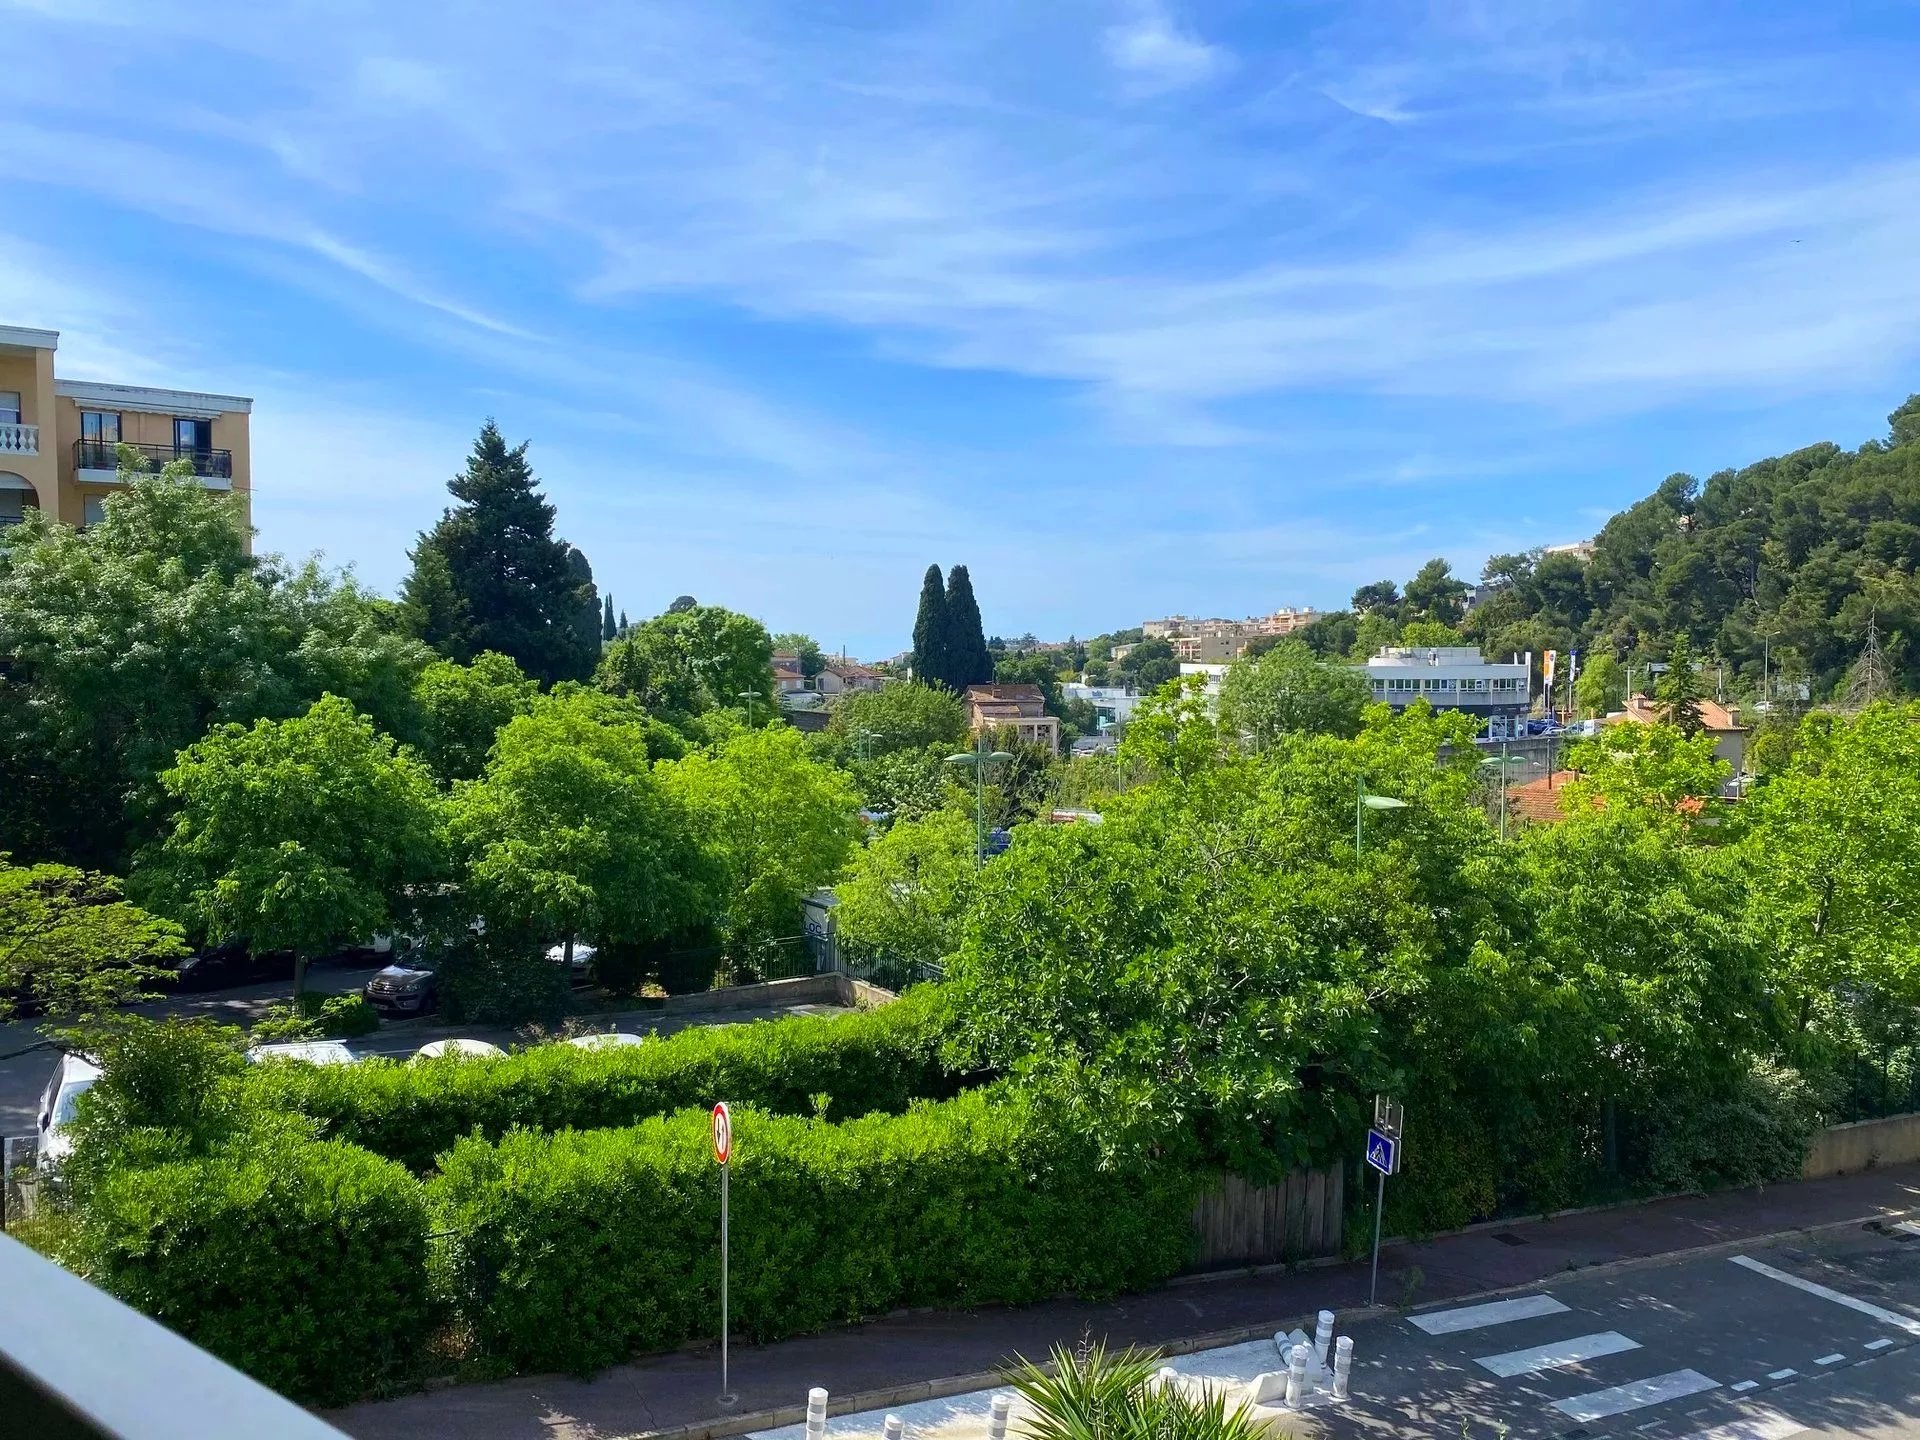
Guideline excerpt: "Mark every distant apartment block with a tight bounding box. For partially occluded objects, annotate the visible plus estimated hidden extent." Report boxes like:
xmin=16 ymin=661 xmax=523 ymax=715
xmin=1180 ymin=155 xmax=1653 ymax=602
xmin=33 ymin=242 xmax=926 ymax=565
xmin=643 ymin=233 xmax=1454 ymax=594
xmin=1543 ymin=539 xmax=1596 ymax=561
xmin=1363 ymin=646 xmax=1532 ymax=738
xmin=1142 ymin=608 xmax=1319 ymax=650
xmin=964 ymin=683 xmax=1060 ymax=752
xmin=0 ymin=325 xmax=254 ymax=540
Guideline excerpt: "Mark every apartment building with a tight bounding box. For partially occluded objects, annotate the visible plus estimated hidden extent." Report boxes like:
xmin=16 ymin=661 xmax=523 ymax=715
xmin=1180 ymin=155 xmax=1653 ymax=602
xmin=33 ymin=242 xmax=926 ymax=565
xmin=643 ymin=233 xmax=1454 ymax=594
xmin=963 ymin=683 xmax=1060 ymax=753
xmin=0 ymin=325 xmax=253 ymax=538
xmin=1362 ymin=645 xmax=1532 ymax=738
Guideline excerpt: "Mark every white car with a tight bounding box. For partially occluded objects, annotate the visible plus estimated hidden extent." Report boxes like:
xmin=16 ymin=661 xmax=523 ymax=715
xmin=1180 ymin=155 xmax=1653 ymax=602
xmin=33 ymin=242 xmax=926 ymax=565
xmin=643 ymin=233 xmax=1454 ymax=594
xmin=412 ymin=1038 xmax=505 ymax=1062
xmin=544 ymin=941 xmax=598 ymax=978
xmin=248 ymin=1040 xmax=358 ymax=1067
xmin=36 ymin=1052 xmax=102 ymax=1169
xmin=565 ymin=1031 xmax=647 ymax=1051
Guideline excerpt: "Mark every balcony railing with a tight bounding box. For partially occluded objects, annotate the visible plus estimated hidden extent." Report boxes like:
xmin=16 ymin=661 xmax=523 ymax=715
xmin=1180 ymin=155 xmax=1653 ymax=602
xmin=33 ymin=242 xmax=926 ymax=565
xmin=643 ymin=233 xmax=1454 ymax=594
xmin=0 ymin=423 xmax=37 ymax=456
xmin=73 ymin=439 xmax=233 ymax=480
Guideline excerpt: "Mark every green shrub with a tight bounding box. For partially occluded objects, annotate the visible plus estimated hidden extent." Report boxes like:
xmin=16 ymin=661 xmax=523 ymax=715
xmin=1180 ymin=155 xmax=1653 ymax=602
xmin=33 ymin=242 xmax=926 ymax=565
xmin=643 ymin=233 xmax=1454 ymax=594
xmin=431 ymin=1089 xmax=1199 ymax=1373
xmin=318 ymin=993 xmax=381 ymax=1037
xmin=243 ymin=987 xmax=957 ymax=1171
xmin=438 ymin=934 xmax=573 ymax=1026
xmin=70 ymin=1138 xmax=432 ymax=1405
xmin=1628 ymin=1064 xmax=1823 ymax=1193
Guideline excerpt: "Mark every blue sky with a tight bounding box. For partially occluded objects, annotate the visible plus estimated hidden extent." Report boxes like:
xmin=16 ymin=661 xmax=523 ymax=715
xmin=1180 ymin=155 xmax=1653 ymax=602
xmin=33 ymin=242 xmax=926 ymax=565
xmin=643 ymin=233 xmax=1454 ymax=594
xmin=4 ymin=0 xmax=1919 ymax=658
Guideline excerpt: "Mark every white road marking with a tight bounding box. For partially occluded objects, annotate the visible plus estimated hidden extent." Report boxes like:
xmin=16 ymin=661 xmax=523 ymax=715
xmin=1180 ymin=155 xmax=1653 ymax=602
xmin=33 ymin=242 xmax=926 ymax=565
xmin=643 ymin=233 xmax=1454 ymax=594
xmin=1814 ymin=1353 xmax=1844 ymax=1366
xmin=1865 ymin=1339 xmax=1894 ymax=1351
xmin=1893 ymin=1220 xmax=1920 ymax=1237
xmin=1768 ymin=1369 xmax=1798 ymax=1380
xmin=1730 ymin=1254 xmax=1920 ymax=1336
xmin=1731 ymin=1380 xmax=1758 ymax=1392
xmin=1475 ymin=1331 xmax=1639 ymax=1377
xmin=1408 ymin=1293 xmax=1570 ymax=1335
xmin=1669 ymin=1410 xmax=1805 ymax=1440
xmin=1553 ymin=1369 xmax=1720 ymax=1422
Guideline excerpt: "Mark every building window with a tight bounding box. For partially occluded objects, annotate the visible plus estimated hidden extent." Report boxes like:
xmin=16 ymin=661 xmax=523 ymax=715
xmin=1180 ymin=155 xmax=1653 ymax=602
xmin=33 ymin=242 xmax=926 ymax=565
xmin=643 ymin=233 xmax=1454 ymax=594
xmin=81 ymin=411 xmax=121 ymax=443
xmin=175 ymin=417 xmax=212 ymax=453
xmin=83 ymin=495 xmax=107 ymax=526
xmin=0 ymin=392 xmax=19 ymax=426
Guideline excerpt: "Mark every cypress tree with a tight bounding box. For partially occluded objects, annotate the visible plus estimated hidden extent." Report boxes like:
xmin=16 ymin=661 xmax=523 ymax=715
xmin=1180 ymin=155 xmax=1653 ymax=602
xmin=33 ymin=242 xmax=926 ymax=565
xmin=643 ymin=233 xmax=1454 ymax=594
xmin=618 ymin=609 xmax=629 ymax=635
xmin=602 ymin=595 xmax=616 ymax=643
xmin=401 ymin=420 xmax=599 ymax=685
xmin=944 ymin=564 xmax=992 ymax=687
xmin=911 ymin=563 xmax=951 ymax=689
xmin=1656 ymin=635 xmax=1707 ymax=736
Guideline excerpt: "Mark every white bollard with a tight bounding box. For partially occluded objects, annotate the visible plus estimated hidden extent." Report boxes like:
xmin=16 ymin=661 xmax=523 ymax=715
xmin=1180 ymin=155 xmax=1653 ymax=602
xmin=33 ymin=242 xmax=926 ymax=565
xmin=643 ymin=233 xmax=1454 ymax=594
xmin=1313 ymin=1310 xmax=1335 ymax=1366
xmin=883 ymin=1416 xmax=904 ymax=1440
xmin=1285 ymin=1342 xmax=1310 ymax=1407
xmin=987 ymin=1394 xmax=1012 ymax=1440
xmin=806 ymin=1388 xmax=829 ymax=1440
xmin=1333 ymin=1336 xmax=1354 ymax=1401
xmin=1156 ymin=1366 xmax=1179 ymax=1390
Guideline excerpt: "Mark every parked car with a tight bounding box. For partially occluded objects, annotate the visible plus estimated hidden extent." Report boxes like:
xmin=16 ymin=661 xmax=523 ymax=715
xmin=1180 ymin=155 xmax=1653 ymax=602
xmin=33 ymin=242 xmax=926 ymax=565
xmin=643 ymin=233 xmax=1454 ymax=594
xmin=248 ymin=1041 xmax=357 ymax=1066
xmin=544 ymin=940 xmax=598 ymax=980
xmin=565 ymin=1031 xmax=647 ymax=1051
xmin=168 ymin=940 xmax=296 ymax=993
xmin=363 ymin=949 xmax=441 ymax=1016
xmin=36 ymin=1052 xmax=102 ymax=1169
xmin=413 ymin=1038 xmax=504 ymax=1062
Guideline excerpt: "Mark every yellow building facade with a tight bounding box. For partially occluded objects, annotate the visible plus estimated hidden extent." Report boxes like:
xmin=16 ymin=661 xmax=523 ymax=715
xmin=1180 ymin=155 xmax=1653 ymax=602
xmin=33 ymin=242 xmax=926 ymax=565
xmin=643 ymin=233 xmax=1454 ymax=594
xmin=0 ymin=324 xmax=253 ymax=541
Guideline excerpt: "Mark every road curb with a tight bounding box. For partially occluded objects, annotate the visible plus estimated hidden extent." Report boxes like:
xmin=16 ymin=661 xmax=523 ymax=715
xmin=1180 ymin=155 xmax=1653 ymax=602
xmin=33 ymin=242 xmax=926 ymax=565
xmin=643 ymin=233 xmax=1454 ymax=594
xmin=619 ymin=1201 xmax=1919 ymax=1440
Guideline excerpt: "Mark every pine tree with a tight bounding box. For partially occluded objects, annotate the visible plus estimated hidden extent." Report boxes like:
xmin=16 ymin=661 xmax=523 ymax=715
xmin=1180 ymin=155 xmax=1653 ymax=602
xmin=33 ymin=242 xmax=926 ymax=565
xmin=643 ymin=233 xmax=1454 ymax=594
xmin=944 ymin=564 xmax=992 ymax=687
xmin=401 ymin=420 xmax=599 ymax=685
xmin=1656 ymin=635 xmax=1707 ymax=736
xmin=911 ymin=563 xmax=951 ymax=689
xmin=602 ymin=595 xmax=616 ymax=644
xmin=1844 ymin=609 xmax=1891 ymax=710
xmin=397 ymin=540 xmax=471 ymax=658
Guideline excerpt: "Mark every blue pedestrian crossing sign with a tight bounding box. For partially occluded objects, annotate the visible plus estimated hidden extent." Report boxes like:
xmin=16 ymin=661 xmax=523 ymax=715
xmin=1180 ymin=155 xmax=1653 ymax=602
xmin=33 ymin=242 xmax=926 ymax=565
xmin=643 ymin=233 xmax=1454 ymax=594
xmin=1365 ymin=1127 xmax=1399 ymax=1176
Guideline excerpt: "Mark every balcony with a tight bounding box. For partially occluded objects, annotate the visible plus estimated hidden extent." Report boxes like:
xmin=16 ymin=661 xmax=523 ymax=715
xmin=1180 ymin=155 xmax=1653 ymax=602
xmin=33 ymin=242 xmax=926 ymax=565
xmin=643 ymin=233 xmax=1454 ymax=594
xmin=0 ymin=423 xmax=37 ymax=456
xmin=74 ymin=439 xmax=232 ymax=488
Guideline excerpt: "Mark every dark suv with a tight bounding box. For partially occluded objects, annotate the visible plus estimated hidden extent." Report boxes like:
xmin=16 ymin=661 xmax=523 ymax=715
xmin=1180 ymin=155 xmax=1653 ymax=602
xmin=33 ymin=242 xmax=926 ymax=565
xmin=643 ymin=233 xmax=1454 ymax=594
xmin=363 ymin=949 xmax=440 ymax=1015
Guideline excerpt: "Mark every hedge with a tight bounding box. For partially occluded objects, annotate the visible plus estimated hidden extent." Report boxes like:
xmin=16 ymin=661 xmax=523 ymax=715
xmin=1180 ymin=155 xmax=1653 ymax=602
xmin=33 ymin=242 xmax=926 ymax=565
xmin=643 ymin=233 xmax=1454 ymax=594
xmin=243 ymin=987 xmax=958 ymax=1172
xmin=68 ymin=1138 xmax=431 ymax=1406
xmin=430 ymin=1089 xmax=1202 ymax=1373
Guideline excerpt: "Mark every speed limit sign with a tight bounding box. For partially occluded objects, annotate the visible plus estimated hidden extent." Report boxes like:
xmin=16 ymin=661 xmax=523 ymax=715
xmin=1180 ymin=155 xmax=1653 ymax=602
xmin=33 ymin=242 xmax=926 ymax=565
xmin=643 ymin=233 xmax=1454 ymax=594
xmin=712 ymin=1102 xmax=733 ymax=1166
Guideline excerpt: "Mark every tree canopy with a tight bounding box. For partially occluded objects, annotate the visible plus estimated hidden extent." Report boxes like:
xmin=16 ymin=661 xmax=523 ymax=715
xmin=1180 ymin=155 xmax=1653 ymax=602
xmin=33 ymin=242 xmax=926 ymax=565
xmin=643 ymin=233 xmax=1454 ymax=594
xmin=0 ymin=857 xmax=187 ymax=1019
xmin=1218 ymin=639 xmax=1372 ymax=746
xmin=594 ymin=604 xmax=773 ymax=726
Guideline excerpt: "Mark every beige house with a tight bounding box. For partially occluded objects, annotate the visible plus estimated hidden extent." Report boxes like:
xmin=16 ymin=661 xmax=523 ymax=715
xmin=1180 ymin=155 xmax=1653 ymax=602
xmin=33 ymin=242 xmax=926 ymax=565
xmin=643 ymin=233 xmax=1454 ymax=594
xmin=1617 ymin=694 xmax=1750 ymax=775
xmin=964 ymin=683 xmax=1060 ymax=752
xmin=0 ymin=324 xmax=253 ymax=542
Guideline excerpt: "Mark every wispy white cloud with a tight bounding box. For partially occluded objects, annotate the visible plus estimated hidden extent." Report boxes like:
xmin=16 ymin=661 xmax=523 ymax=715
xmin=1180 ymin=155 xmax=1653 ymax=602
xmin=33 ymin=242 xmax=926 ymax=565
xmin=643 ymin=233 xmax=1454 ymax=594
xmin=1103 ymin=0 xmax=1227 ymax=95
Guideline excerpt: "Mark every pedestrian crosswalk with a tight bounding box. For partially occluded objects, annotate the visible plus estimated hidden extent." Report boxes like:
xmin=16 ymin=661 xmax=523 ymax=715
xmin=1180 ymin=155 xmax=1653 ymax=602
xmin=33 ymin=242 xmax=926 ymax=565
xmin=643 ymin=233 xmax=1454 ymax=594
xmin=1473 ymin=1329 xmax=1639 ymax=1377
xmin=1406 ymin=1293 xmax=1570 ymax=1335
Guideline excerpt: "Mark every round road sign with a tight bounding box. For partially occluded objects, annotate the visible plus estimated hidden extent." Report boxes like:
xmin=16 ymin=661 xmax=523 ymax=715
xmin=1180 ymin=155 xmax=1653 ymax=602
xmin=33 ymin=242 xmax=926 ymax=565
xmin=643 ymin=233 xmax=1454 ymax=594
xmin=712 ymin=1101 xmax=732 ymax=1165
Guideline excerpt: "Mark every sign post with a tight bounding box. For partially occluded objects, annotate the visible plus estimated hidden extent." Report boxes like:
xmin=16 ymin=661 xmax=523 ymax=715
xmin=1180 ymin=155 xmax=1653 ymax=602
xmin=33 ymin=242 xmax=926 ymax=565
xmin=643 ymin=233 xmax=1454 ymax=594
xmin=713 ymin=1102 xmax=735 ymax=1405
xmin=1365 ymin=1095 xmax=1404 ymax=1308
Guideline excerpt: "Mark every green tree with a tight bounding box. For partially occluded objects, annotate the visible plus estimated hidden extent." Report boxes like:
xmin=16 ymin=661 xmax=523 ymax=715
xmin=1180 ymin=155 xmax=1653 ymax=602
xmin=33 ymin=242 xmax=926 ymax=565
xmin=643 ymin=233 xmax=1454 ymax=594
xmin=657 ymin=726 xmax=861 ymax=955
xmin=602 ymin=595 xmax=617 ymax=644
xmin=450 ymin=689 xmax=717 ymax=959
xmin=0 ymin=858 xmax=186 ymax=1019
xmin=1118 ymin=638 xmax=1180 ymax=692
xmin=1656 ymin=636 xmax=1708 ymax=736
xmin=1351 ymin=579 xmax=1401 ymax=615
xmin=0 ymin=467 xmax=430 ymax=870
xmin=1218 ymin=639 xmax=1372 ymax=747
xmin=823 ymin=681 xmax=969 ymax=760
xmin=910 ymin=564 xmax=951 ymax=689
xmin=1576 ymin=653 xmax=1627 ymax=717
xmin=595 ymin=604 xmax=774 ymax=724
xmin=140 ymin=695 xmax=446 ymax=998
xmin=943 ymin=565 xmax=994 ymax=688
xmin=411 ymin=651 xmax=540 ymax=784
xmin=833 ymin=808 xmax=977 ymax=982
xmin=1560 ymin=721 xmax=1728 ymax=811
xmin=1399 ymin=619 xmax=1464 ymax=647
xmin=1404 ymin=558 xmax=1470 ymax=626
xmin=401 ymin=421 xmax=599 ymax=685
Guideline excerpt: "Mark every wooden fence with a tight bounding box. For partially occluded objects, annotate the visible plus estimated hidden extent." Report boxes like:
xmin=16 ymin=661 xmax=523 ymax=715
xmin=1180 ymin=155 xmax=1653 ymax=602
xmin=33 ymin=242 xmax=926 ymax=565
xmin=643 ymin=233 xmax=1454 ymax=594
xmin=1187 ymin=1166 xmax=1345 ymax=1272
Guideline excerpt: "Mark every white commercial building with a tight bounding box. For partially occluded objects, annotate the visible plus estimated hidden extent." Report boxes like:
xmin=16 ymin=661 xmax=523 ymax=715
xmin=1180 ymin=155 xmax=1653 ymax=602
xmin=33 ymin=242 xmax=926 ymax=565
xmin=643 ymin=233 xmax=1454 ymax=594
xmin=1064 ymin=682 xmax=1146 ymax=730
xmin=1361 ymin=646 xmax=1532 ymax=739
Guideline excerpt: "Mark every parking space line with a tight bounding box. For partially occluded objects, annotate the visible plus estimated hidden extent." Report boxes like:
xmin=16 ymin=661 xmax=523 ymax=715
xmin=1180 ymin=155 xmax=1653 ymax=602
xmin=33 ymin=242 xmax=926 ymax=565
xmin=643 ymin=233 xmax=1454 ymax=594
xmin=1670 ymin=1410 xmax=1804 ymax=1440
xmin=1474 ymin=1330 xmax=1639 ymax=1377
xmin=1814 ymin=1353 xmax=1844 ymax=1366
xmin=1408 ymin=1294 xmax=1571 ymax=1335
xmin=1894 ymin=1220 xmax=1920 ymax=1237
xmin=1553 ymin=1369 xmax=1720 ymax=1422
xmin=1767 ymin=1369 xmax=1797 ymax=1380
xmin=1731 ymin=1381 xmax=1758 ymax=1392
xmin=1729 ymin=1254 xmax=1920 ymax=1336
xmin=1865 ymin=1339 xmax=1894 ymax=1351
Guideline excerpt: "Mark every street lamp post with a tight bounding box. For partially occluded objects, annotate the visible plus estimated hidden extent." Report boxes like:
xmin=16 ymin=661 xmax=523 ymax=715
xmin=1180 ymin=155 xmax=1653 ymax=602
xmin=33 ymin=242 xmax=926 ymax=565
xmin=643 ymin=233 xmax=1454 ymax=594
xmin=855 ymin=727 xmax=879 ymax=764
xmin=946 ymin=738 xmax=1015 ymax=867
xmin=738 ymin=689 xmax=763 ymax=728
xmin=1479 ymin=742 xmax=1532 ymax=842
xmin=1354 ymin=775 xmax=1407 ymax=856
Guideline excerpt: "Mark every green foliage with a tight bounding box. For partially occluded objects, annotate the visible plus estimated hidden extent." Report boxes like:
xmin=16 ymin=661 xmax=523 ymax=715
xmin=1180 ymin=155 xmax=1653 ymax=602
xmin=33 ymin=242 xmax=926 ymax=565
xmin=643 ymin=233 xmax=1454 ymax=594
xmin=0 ymin=856 xmax=186 ymax=1018
xmin=411 ymin=651 xmax=539 ymax=783
xmin=1117 ymin=637 xmax=1180 ymax=692
xmin=911 ymin=563 xmax=951 ymax=689
xmin=1627 ymin=1064 xmax=1823 ymax=1194
xmin=70 ymin=1138 xmax=432 ymax=1405
xmin=139 ymin=695 xmax=446 ymax=991
xmin=773 ymin=632 xmax=825 ymax=678
xmin=429 ymin=1089 xmax=1198 ymax=1373
xmin=252 ymin=992 xmax=382 ymax=1043
xmin=656 ymin=726 xmax=861 ymax=953
xmin=1010 ymin=1341 xmax=1271 ymax=1440
xmin=1559 ymin=720 xmax=1729 ymax=810
xmin=1575 ymin=652 xmax=1626 ymax=717
xmin=438 ymin=929 xmax=574 ymax=1027
xmin=244 ymin=990 xmax=954 ymax=1171
xmin=402 ymin=421 xmax=599 ymax=685
xmin=835 ymin=808 xmax=977 ymax=982
xmin=1217 ymin=639 xmax=1372 ymax=746
xmin=1656 ymin=635 xmax=1708 ymax=736
xmin=595 ymin=604 xmax=774 ymax=724
xmin=943 ymin=565 xmax=994 ymax=688
xmin=0 ymin=470 xmax=431 ymax=870
xmin=823 ymin=681 xmax=969 ymax=761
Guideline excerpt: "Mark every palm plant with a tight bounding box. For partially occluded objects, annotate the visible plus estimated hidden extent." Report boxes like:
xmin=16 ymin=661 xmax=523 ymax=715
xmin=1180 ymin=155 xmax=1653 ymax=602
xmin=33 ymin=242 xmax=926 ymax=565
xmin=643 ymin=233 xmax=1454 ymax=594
xmin=1007 ymin=1341 xmax=1271 ymax=1440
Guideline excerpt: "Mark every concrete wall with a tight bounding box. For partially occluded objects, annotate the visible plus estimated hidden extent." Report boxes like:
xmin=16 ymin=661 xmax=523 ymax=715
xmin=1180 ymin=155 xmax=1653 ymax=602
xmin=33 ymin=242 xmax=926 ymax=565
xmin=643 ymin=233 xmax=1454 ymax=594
xmin=1803 ymin=1112 xmax=1920 ymax=1179
xmin=659 ymin=971 xmax=896 ymax=1016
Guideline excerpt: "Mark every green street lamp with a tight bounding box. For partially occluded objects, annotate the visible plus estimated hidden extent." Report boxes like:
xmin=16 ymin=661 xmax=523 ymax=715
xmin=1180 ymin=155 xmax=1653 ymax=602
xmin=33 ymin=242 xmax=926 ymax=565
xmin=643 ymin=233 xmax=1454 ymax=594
xmin=855 ymin=727 xmax=879 ymax=764
xmin=737 ymin=689 xmax=763 ymax=728
xmin=947 ymin=740 xmax=1015 ymax=867
xmin=1479 ymin=742 xmax=1533 ymax=842
xmin=1355 ymin=775 xmax=1407 ymax=856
